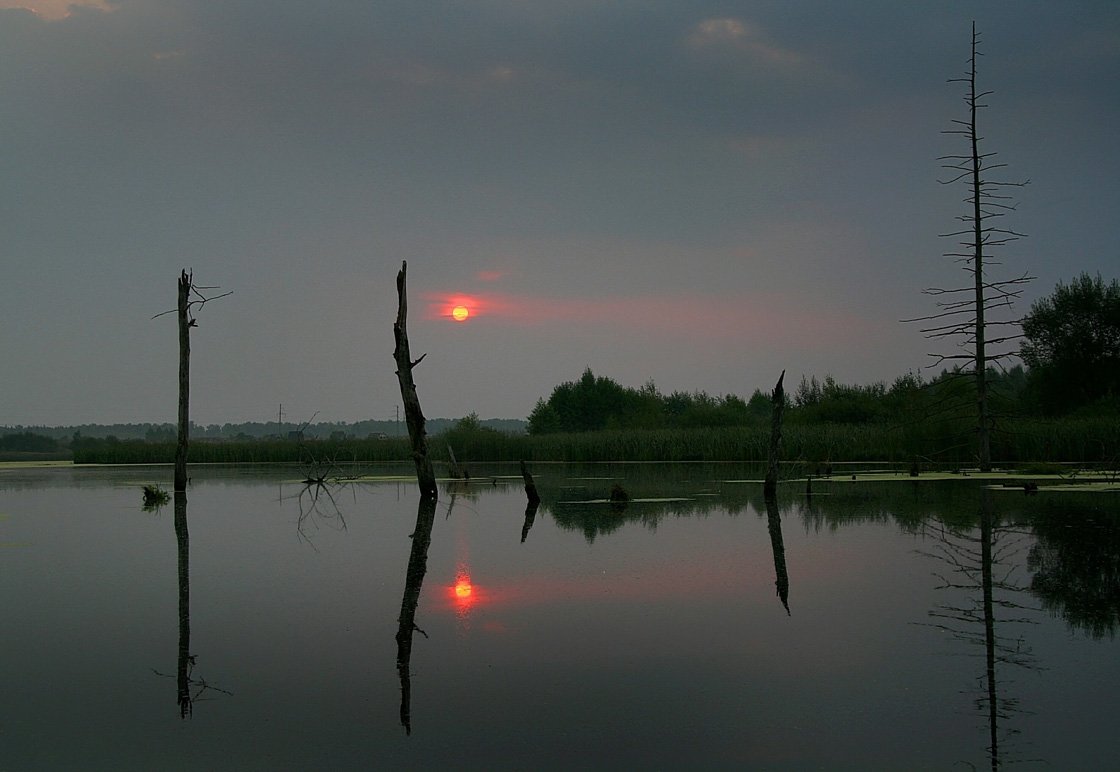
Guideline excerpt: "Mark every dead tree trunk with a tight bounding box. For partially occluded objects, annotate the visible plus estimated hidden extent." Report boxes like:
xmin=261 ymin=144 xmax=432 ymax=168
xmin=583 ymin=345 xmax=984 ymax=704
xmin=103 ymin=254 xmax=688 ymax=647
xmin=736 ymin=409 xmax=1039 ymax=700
xmin=966 ymin=27 xmax=993 ymax=472
xmin=763 ymin=370 xmax=785 ymax=499
xmin=174 ymin=271 xmax=191 ymax=492
xmin=153 ymin=270 xmax=229 ymax=492
xmin=393 ymin=261 xmax=438 ymax=499
xmin=519 ymin=460 xmax=541 ymax=506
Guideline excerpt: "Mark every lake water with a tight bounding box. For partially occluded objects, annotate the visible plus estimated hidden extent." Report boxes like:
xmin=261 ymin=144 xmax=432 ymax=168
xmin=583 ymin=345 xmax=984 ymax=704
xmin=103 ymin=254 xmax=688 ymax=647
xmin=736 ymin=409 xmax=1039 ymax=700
xmin=2 ymin=463 xmax=1117 ymax=770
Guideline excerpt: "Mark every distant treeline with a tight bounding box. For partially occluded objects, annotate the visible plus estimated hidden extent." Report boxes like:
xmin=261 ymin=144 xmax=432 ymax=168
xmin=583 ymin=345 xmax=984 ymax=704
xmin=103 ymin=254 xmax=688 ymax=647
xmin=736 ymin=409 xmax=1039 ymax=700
xmin=63 ymin=410 xmax=1117 ymax=467
xmin=0 ymin=431 xmax=70 ymax=459
xmin=1 ymin=417 xmax=527 ymax=442
xmin=8 ymin=363 xmax=1119 ymax=466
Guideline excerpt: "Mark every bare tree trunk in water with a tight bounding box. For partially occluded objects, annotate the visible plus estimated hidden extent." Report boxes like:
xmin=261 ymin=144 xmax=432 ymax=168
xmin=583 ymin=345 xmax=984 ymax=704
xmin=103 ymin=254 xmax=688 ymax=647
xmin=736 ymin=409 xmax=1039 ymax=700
xmin=174 ymin=271 xmax=191 ymax=492
xmin=519 ymin=460 xmax=541 ymax=506
xmin=763 ymin=370 xmax=785 ymax=499
xmin=392 ymin=262 xmax=438 ymax=499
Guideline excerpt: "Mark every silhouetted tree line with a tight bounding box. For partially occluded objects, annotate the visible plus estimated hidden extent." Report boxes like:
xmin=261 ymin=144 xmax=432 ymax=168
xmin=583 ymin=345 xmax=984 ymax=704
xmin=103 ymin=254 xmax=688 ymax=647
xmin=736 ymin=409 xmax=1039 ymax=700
xmin=527 ymin=368 xmax=771 ymax=434
xmin=0 ymin=432 xmax=63 ymax=453
xmin=527 ymin=274 xmax=1117 ymax=435
xmin=526 ymin=366 xmax=1032 ymax=435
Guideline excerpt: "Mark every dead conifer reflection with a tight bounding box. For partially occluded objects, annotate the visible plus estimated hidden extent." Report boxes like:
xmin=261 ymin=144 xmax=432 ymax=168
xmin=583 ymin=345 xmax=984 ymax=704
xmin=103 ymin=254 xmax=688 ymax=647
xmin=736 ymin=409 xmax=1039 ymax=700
xmin=395 ymin=494 xmax=438 ymax=735
xmin=915 ymin=491 xmax=1041 ymax=770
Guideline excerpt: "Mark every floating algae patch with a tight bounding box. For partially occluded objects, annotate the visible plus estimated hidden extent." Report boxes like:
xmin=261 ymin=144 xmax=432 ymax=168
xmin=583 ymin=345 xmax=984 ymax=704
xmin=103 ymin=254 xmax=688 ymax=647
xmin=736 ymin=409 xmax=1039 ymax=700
xmin=345 ymin=474 xmax=428 ymax=482
xmin=1003 ymin=481 xmax=1120 ymax=493
xmin=721 ymin=470 xmax=1106 ymax=485
xmin=558 ymin=497 xmax=694 ymax=505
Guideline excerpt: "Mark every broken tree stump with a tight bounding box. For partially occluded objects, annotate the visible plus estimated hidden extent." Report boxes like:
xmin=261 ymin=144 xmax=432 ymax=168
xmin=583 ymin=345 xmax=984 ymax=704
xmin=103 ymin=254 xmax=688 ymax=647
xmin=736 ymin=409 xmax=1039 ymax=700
xmin=519 ymin=460 xmax=541 ymax=506
xmin=393 ymin=261 xmax=438 ymax=499
xmin=763 ymin=370 xmax=785 ymax=500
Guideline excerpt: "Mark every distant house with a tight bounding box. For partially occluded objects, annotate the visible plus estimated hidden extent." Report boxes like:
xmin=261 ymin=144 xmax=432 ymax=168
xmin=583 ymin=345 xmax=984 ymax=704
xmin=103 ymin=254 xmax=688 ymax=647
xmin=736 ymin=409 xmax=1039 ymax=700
xmin=287 ymin=430 xmax=304 ymax=441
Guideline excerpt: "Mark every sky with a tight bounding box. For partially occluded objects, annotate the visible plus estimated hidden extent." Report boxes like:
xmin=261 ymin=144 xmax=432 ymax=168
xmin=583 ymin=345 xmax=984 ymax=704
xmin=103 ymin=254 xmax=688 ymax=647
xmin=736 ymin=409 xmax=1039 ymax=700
xmin=2 ymin=1 xmax=1117 ymax=427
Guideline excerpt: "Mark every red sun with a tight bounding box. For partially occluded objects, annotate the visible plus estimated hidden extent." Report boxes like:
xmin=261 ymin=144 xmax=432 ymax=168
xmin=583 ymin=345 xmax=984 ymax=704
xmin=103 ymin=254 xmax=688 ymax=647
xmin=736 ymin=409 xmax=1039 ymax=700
xmin=454 ymin=579 xmax=473 ymax=598
xmin=451 ymin=305 xmax=470 ymax=322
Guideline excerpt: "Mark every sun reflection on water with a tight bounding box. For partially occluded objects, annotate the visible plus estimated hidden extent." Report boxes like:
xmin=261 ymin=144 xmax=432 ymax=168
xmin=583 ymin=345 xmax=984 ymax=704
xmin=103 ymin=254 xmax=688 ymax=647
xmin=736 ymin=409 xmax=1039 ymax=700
xmin=451 ymin=566 xmax=477 ymax=631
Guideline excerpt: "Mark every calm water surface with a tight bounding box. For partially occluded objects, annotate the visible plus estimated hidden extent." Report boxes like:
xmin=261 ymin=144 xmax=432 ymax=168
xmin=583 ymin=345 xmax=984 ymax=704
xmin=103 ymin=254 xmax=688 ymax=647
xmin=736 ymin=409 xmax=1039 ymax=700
xmin=2 ymin=463 xmax=1117 ymax=770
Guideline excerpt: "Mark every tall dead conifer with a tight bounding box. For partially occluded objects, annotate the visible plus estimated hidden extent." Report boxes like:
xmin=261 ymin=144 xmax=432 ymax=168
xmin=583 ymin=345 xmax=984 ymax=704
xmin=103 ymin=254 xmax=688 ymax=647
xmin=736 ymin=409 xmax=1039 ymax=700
xmin=906 ymin=23 xmax=1032 ymax=471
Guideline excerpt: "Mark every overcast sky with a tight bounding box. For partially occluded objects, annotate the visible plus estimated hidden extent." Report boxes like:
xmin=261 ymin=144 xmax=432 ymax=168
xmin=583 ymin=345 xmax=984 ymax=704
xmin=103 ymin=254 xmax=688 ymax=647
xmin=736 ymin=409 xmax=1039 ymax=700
xmin=2 ymin=1 xmax=1117 ymax=427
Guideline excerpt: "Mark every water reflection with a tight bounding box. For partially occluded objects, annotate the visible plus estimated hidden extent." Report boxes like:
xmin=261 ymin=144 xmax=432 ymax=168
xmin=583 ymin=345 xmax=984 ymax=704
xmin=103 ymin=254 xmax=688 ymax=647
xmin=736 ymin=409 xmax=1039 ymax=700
xmin=1029 ymin=498 xmax=1120 ymax=639
xmin=764 ymin=495 xmax=790 ymax=614
xmin=154 ymin=492 xmax=231 ymax=717
xmin=175 ymin=492 xmax=191 ymax=717
xmin=521 ymin=496 xmax=540 ymax=543
xmin=4 ymin=465 xmax=1120 ymax=767
xmin=918 ymin=490 xmax=1039 ymax=770
xmin=294 ymin=481 xmax=348 ymax=547
xmin=395 ymin=495 xmax=438 ymax=735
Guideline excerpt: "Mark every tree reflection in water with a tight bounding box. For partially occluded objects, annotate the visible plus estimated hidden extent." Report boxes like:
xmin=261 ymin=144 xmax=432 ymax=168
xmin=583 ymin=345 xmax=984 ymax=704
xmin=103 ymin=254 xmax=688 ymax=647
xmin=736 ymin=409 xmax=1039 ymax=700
xmin=175 ymin=492 xmax=192 ymax=717
xmin=395 ymin=494 xmax=439 ymax=735
xmin=521 ymin=496 xmax=540 ymax=543
xmin=292 ymin=480 xmax=348 ymax=549
xmin=917 ymin=490 xmax=1040 ymax=770
xmin=152 ymin=492 xmax=231 ymax=717
xmin=765 ymin=494 xmax=790 ymax=614
xmin=1028 ymin=498 xmax=1120 ymax=640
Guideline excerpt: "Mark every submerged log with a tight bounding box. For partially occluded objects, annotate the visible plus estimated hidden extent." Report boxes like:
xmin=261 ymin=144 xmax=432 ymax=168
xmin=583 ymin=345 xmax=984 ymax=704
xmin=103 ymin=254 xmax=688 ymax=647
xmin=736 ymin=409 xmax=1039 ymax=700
xmin=763 ymin=370 xmax=785 ymax=499
xmin=392 ymin=261 xmax=438 ymax=499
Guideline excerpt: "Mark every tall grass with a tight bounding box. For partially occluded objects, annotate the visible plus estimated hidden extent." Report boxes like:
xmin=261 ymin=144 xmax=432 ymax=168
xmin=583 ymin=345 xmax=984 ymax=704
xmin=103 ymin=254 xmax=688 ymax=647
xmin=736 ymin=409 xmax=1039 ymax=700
xmin=71 ymin=416 xmax=1117 ymax=466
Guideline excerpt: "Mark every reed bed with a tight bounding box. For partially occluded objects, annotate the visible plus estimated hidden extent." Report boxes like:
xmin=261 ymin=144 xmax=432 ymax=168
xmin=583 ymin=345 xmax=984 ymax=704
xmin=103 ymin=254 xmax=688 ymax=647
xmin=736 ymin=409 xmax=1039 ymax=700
xmin=71 ymin=416 xmax=1117 ymax=467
